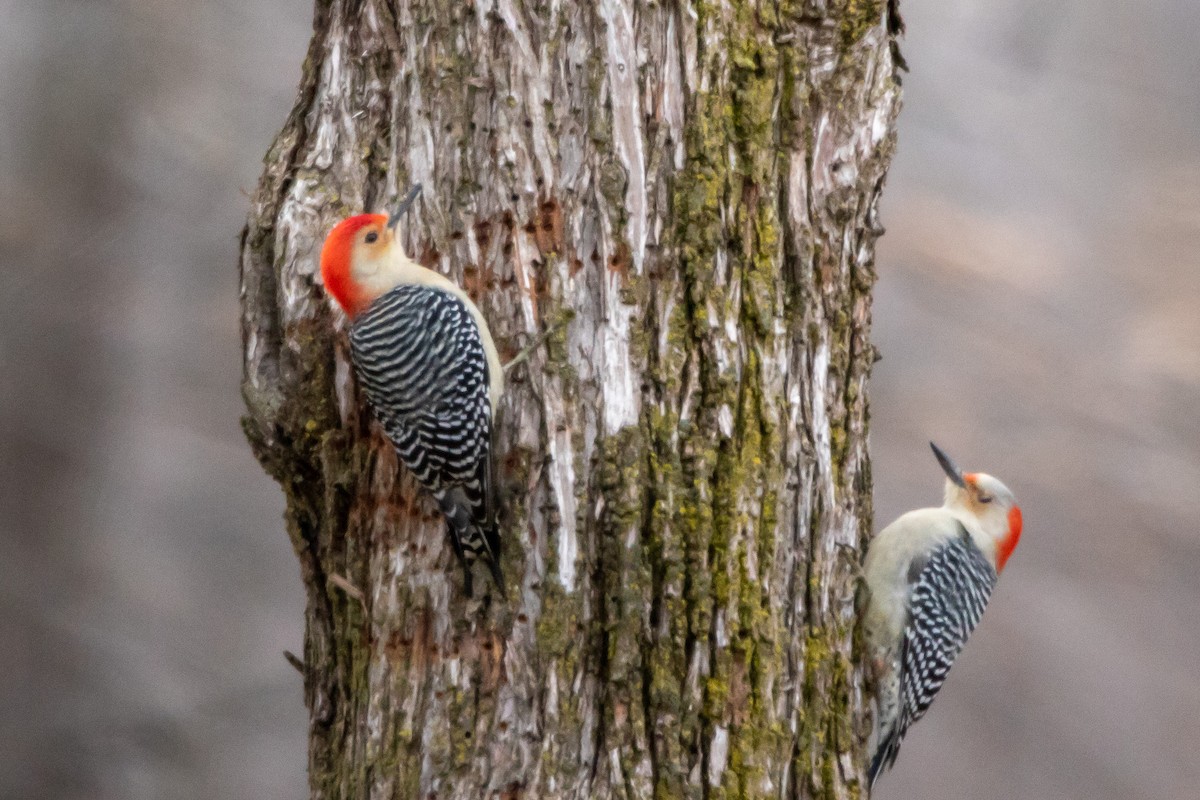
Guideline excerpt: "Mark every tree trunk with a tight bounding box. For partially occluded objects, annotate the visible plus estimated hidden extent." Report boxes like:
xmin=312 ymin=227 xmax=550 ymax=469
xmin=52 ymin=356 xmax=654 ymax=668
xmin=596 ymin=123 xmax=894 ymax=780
xmin=239 ymin=1 xmax=901 ymax=798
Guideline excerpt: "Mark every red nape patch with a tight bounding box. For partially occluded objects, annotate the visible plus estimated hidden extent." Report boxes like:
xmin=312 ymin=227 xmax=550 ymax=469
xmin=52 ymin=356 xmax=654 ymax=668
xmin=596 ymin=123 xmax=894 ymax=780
xmin=997 ymin=505 xmax=1023 ymax=571
xmin=320 ymin=214 xmax=386 ymax=317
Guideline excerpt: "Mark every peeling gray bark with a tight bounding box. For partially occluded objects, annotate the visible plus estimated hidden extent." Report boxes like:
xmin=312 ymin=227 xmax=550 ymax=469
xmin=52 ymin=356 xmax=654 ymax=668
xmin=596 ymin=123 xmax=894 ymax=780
xmin=239 ymin=1 xmax=902 ymax=798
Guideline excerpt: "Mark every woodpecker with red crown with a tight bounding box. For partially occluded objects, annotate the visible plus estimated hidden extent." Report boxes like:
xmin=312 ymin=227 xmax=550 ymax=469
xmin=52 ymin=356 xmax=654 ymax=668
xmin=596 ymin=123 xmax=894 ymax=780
xmin=319 ymin=185 xmax=504 ymax=596
xmin=863 ymin=442 xmax=1023 ymax=787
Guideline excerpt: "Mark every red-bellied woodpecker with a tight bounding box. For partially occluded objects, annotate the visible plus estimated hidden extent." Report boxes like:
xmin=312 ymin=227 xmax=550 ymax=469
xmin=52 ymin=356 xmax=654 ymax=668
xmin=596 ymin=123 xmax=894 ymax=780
xmin=319 ymin=184 xmax=504 ymax=596
xmin=863 ymin=442 xmax=1023 ymax=787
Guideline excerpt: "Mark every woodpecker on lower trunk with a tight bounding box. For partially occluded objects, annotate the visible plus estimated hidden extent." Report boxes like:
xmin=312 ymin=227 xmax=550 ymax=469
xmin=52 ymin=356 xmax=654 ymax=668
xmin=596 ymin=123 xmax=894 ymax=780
xmin=319 ymin=185 xmax=504 ymax=596
xmin=863 ymin=442 xmax=1023 ymax=787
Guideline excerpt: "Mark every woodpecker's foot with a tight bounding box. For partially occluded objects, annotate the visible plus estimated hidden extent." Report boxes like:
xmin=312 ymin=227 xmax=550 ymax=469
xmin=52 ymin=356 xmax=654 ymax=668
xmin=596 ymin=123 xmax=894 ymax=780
xmin=835 ymin=542 xmax=868 ymax=586
xmin=503 ymin=316 xmax=571 ymax=374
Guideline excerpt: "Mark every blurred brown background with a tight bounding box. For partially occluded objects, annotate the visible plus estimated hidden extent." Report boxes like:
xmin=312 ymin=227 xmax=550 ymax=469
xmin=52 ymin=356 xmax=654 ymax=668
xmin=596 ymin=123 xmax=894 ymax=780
xmin=1 ymin=1 xmax=1196 ymax=799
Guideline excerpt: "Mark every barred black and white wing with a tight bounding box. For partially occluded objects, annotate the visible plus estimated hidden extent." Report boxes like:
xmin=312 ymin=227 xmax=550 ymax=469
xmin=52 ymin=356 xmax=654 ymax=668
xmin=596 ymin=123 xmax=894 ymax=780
xmin=349 ymin=284 xmax=502 ymax=594
xmin=870 ymin=525 xmax=997 ymax=783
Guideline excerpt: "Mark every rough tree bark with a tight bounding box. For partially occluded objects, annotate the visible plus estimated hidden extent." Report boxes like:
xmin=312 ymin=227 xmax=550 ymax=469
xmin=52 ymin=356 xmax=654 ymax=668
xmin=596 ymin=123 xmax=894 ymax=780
xmin=239 ymin=1 xmax=901 ymax=798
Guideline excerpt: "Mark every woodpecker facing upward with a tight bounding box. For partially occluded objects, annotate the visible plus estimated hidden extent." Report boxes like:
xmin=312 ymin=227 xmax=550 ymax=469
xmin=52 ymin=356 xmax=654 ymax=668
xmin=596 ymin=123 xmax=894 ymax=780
xmin=320 ymin=184 xmax=504 ymax=596
xmin=863 ymin=442 xmax=1022 ymax=787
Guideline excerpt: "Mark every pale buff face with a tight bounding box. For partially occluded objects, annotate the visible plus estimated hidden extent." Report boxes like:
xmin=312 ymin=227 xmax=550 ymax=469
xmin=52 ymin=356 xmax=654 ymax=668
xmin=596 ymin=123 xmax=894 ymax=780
xmin=944 ymin=472 xmax=1018 ymax=543
xmin=349 ymin=223 xmax=417 ymax=300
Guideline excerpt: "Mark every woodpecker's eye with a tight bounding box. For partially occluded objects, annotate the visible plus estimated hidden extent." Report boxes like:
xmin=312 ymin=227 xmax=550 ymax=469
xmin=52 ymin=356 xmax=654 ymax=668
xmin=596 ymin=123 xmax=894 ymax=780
xmin=365 ymin=231 xmax=379 ymax=243
xmin=978 ymin=495 xmax=993 ymax=504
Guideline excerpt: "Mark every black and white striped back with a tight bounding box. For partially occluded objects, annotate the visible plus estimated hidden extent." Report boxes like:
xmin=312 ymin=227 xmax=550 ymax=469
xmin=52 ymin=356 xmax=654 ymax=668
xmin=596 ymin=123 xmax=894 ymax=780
xmin=870 ymin=525 xmax=997 ymax=783
xmin=349 ymin=284 xmax=501 ymax=593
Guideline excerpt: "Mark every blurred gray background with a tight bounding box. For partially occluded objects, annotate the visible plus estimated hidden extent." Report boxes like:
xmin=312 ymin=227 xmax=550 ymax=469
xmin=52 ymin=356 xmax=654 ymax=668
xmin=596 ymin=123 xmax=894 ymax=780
xmin=0 ymin=1 xmax=1195 ymax=798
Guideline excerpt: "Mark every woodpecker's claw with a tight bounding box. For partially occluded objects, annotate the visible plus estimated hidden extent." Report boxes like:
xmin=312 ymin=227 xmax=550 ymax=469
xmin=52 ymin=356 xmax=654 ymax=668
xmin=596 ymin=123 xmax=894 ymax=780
xmin=836 ymin=541 xmax=869 ymax=586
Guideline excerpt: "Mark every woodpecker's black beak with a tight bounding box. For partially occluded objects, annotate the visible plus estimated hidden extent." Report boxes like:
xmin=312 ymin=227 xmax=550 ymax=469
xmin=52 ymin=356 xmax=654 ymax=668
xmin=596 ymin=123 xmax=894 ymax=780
xmin=930 ymin=442 xmax=967 ymax=488
xmin=387 ymin=183 xmax=423 ymax=230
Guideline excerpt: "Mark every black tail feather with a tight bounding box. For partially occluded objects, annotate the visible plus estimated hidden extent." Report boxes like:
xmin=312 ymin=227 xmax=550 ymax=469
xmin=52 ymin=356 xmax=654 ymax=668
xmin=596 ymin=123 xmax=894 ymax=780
xmin=437 ymin=489 xmax=503 ymax=596
xmin=480 ymin=520 xmax=504 ymax=589
xmin=442 ymin=513 xmax=475 ymax=598
xmin=868 ymin=726 xmax=903 ymax=788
